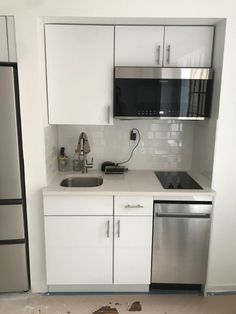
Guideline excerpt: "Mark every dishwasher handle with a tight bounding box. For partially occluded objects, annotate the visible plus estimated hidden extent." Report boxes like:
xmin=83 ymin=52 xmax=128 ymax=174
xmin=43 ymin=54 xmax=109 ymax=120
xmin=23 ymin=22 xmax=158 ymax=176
xmin=155 ymin=212 xmax=210 ymax=218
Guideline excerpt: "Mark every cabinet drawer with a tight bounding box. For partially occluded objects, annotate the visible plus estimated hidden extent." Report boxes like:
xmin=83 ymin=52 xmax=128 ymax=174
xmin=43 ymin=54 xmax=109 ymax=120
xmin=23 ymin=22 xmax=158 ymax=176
xmin=44 ymin=195 xmax=113 ymax=216
xmin=114 ymin=196 xmax=153 ymax=216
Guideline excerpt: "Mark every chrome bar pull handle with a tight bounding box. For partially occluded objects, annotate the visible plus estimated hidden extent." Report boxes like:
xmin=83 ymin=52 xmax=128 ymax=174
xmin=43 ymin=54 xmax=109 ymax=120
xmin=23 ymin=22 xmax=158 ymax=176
xmin=107 ymin=106 xmax=111 ymax=124
xmin=156 ymin=212 xmax=210 ymax=219
xmin=166 ymin=45 xmax=171 ymax=65
xmin=157 ymin=45 xmax=161 ymax=65
xmin=106 ymin=220 xmax=110 ymax=238
xmin=117 ymin=220 xmax=120 ymax=238
xmin=124 ymin=204 xmax=144 ymax=209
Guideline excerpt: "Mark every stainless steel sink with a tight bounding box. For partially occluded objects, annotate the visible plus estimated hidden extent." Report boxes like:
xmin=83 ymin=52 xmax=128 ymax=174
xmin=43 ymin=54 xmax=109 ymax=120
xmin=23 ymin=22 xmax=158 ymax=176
xmin=60 ymin=176 xmax=103 ymax=188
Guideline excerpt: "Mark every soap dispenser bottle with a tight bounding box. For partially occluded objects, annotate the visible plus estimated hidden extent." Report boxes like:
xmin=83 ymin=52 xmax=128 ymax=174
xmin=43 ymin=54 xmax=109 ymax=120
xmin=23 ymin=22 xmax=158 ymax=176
xmin=58 ymin=147 xmax=69 ymax=171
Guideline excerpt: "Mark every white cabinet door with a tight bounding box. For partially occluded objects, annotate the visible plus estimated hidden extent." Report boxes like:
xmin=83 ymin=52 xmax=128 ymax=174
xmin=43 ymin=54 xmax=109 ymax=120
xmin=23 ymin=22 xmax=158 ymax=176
xmin=0 ymin=17 xmax=8 ymax=61
xmin=164 ymin=26 xmax=214 ymax=67
xmin=114 ymin=216 xmax=153 ymax=284
xmin=45 ymin=25 xmax=114 ymax=125
xmin=115 ymin=26 xmax=164 ymax=66
xmin=6 ymin=17 xmax=17 ymax=62
xmin=45 ymin=216 xmax=113 ymax=285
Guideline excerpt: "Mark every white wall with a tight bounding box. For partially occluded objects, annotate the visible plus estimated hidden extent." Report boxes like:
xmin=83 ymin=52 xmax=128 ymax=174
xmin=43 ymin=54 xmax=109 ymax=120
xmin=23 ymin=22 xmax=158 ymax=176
xmin=192 ymin=20 xmax=226 ymax=181
xmin=206 ymin=17 xmax=236 ymax=292
xmin=0 ymin=0 xmax=236 ymax=293
xmin=44 ymin=125 xmax=58 ymax=183
xmin=58 ymin=120 xmax=194 ymax=171
xmin=192 ymin=120 xmax=217 ymax=180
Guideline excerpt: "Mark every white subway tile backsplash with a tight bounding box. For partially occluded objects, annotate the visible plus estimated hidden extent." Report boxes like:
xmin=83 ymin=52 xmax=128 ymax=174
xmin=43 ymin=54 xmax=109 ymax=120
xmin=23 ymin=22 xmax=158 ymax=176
xmin=151 ymin=124 xmax=158 ymax=131
xmin=57 ymin=120 xmax=194 ymax=171
xmin=167 ymin=140 xmax=178 ymax=147
xmin=171 ymin=124 xmax=179 ymax=131
xmin=147 ymin=131 xmax=154 ymax=139
xmin=155 ymin=131 xmax=170 ymax=139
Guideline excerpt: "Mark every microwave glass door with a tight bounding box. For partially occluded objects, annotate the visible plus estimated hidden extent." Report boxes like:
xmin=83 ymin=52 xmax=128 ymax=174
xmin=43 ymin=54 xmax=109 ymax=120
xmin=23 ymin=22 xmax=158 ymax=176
xmin=114 ymin=78 xmax=212 ymax=118
xmin=115 ymin=79 xmax=160 ymax=117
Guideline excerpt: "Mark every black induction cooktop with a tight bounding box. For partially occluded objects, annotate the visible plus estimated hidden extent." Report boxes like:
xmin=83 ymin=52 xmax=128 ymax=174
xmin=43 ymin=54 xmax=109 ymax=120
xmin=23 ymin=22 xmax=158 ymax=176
xmin=155 ymin=171 xmax=203 ymax=190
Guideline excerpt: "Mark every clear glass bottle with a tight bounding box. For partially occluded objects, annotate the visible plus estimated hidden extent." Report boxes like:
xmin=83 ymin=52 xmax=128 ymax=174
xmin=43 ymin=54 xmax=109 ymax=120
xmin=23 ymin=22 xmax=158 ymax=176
xmin=58 ymin=147 xmax=69 ymax=171
xmin=73 ymin=153 xmax=81 ymax=171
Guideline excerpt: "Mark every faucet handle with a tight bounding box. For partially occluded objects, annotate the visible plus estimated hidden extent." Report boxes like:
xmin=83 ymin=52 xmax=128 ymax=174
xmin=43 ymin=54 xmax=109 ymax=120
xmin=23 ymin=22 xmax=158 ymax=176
xmin=85 ymin=157 xmax=93 ymax=173
xmin=86 ymin=157 xmax=93 ymax=167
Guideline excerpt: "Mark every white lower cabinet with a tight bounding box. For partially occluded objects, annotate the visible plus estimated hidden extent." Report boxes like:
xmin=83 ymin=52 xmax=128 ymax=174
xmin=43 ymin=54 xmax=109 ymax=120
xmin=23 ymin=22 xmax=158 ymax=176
xmin=114 ymin=216 xmax=153 ymax=284
xmin=44 ymin=216 xmax=113 ymax=285
xmin=44 ymin=195 xmax=153 ymax=289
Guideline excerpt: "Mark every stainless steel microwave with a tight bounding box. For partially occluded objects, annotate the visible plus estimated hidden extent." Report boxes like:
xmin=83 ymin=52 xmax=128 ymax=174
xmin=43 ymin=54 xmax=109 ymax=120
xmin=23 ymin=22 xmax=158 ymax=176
xmin=114 ymin=67 xmax=213 ymax=120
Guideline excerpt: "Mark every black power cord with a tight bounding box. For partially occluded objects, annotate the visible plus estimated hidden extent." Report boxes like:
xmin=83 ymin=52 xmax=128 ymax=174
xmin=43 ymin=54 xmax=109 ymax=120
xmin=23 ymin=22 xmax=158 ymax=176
xmin=117 ymin=128 xmax=141 ymax=166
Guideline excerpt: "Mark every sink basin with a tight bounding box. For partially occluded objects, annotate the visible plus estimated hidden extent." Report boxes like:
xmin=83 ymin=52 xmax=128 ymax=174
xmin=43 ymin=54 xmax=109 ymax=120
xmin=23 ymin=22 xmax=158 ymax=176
xmin=60 ymin=176 xmax=103 ymax=188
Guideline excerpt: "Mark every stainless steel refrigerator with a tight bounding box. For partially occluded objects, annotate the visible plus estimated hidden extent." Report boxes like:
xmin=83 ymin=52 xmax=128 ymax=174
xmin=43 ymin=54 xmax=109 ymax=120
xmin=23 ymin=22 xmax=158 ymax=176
xmin=0 ymin=63 xmax=29 ymax=292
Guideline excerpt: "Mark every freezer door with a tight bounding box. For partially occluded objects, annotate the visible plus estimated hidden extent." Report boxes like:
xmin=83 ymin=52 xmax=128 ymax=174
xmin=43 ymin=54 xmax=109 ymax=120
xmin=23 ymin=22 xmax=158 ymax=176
xmin=0 ymin=204 xmax=24 ymax=240
xmin=0 ymin=66 xmax=22 ymax=199
xmin=0 ymin=243 xmax=28 ymax=292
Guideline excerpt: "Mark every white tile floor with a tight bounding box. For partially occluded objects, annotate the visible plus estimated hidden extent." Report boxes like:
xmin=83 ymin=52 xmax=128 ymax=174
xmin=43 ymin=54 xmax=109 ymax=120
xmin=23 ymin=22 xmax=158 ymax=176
xmin=0 ymin=292 xmax=236 ymax=314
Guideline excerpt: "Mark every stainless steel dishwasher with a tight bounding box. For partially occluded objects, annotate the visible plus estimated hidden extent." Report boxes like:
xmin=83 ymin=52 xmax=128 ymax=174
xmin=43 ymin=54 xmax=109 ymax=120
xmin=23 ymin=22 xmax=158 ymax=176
xmin=152 ymin=201 xmax=212 ymax=284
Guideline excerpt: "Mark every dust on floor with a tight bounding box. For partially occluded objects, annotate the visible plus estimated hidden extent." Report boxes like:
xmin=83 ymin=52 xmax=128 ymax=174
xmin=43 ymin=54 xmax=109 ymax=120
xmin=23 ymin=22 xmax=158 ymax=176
xmin=0 ymin=292 xmax=236 ymax=314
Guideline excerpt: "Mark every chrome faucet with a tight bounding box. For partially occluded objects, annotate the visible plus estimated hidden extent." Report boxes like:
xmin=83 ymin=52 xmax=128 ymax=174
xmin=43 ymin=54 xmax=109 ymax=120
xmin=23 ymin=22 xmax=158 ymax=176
xmin=75 ymin=132 xmax=93 ymax=173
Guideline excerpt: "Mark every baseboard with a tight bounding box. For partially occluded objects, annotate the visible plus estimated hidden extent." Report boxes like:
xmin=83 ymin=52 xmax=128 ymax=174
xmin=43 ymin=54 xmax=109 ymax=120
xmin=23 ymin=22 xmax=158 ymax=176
xmin=47 ymin=284 xmax=149 ymax=293
xmin=204 ymin=285 xmax=236 ymax=295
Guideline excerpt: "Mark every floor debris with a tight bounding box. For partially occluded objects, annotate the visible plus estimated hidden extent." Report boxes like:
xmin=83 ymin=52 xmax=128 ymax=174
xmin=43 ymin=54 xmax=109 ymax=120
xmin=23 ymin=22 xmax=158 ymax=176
xmin=91 ymin=305 xmax=119 ymax=314
xmin=128 ymin=301 xmax=142 ymax=311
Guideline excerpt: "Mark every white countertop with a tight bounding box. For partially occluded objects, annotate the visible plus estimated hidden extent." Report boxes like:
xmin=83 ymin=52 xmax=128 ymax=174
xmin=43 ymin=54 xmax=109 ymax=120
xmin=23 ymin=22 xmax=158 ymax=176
xmin=43 ymin=170 xmax=215 ymax=198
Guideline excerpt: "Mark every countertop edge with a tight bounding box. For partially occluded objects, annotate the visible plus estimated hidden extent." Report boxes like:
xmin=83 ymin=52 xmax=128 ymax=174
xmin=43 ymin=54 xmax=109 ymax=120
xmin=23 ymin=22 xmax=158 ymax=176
xmin=43 ymin=170 xmax=215 ymax=198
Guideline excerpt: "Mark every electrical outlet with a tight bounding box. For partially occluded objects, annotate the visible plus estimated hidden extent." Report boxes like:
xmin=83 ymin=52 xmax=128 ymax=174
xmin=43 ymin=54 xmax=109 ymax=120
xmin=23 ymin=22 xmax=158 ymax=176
xmin=129 ymin=129 xmax=137 ymax=147
xmin=130 ymin=130 xmax=137 ymax=141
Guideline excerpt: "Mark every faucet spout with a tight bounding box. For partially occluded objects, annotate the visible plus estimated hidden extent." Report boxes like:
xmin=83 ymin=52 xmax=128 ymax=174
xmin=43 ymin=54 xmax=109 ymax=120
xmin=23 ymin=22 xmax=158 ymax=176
xmin=75 ymin=132 xmax=93 ymax=173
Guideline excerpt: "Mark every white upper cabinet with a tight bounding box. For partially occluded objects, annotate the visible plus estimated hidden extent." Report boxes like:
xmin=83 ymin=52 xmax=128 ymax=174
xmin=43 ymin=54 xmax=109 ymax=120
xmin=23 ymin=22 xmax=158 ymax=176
xmin=45 ymin=24 xmax=214 ymax=125
xmin=0 ymin=17 xmax=17 ymax=62
xmin=164 ymin=26 xmax=214 ymax=67
xmin=45 ymin=25 xmax=114 ymax=125
xmin=0 ymin=17 xmax=9 ymax=61
xmin=6 ymin=17 xmax=17 ymax=62
xmin=115 ymin=25 xmax=214 ymax=68
xmin=115 ymin=26 xmax=164 ymax=66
